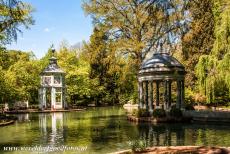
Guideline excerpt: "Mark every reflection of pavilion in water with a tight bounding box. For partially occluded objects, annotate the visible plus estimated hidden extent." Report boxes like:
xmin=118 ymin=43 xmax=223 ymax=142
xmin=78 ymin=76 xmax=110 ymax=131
xmin=39 ymin=112 xmax=67 ymax=145
xmin=137 ymin=123 xmax=186 ymax=146
xmin=17 ymin=114 xmax=30 ymax=122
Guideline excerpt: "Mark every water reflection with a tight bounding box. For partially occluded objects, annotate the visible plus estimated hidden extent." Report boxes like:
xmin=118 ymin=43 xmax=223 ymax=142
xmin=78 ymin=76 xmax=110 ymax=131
xmin=0 ymin=107 xmax=229 ymax=154
xmin=135 ymin=122 xmax=230 ymax=147
xmin=17 ymin=113 xmax=30 ymax=122
xmin=38 ymin=113 xmax=65 ymax=146
xmin=137 ymin=123 xmax=186 ymax=146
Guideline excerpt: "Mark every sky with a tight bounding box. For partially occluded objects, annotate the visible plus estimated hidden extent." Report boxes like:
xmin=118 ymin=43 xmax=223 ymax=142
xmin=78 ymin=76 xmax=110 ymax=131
xmin=6 ymin=0 xmax=93 ymax=59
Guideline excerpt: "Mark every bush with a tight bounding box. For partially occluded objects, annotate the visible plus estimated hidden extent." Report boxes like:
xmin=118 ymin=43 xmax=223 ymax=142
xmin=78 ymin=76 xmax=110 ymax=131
xmin=129 ymin=139 xmax=147 ymax=152
xmin=29 ymin=105 xmax=39 ymax=109
xmin=133 ymin=109 xmax=150 ymax=117
xmin=152 ymin=109 xmax=166 ymax=118
xmin=169 ymin=108 xmax=182 ymax=118
xmin=185 ymin=103 xmax=195 ymax=110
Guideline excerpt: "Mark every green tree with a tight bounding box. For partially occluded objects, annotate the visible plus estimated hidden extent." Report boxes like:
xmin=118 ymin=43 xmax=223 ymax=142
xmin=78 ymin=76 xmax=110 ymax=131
xmin=195 ymin=0 xmax=230 ymax=105
xmin=0 ymin=0 xmax=34 ymax=45
xmin=83 ymin=0 xmax=187 ymax=69
xmin=182 ymin=0 xmax=215 ymax=88
xmin=84 ymin=28 xmax=120 ymax=105
xmin=4 ymin=54 xmax=40 ymax=104
xmin=57 ymin=43 xmax=99 ymax=105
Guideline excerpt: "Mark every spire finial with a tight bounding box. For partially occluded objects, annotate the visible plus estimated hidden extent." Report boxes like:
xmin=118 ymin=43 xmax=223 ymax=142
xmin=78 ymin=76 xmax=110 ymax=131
xmin=51 ymin=44 xmax=55 ymax=56
xmin=160 ymin=42 xmax=163 ymax=53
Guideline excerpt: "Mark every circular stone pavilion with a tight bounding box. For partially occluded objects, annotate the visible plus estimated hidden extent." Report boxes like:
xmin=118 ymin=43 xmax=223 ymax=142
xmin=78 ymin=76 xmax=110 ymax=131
xmin=39 ymin=48 xmax=67 ymax=110
xmin=138 ymin=51 xmax=186 ymax=113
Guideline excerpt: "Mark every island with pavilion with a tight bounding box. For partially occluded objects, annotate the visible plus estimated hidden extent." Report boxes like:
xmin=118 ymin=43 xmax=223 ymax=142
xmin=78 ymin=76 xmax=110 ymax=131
xmin=126 ymin=45 xmax=189 ymax=122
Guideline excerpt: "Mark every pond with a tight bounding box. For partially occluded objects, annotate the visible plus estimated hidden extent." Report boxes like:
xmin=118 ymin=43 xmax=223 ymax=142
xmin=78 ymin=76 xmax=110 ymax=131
xmin=0 ymin=106 xmax=230 ymax=154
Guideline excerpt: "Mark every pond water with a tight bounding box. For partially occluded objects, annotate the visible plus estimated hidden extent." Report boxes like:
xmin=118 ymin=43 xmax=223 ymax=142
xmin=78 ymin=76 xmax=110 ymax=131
xmin=0 ymin=106 xmax=230 ymax=154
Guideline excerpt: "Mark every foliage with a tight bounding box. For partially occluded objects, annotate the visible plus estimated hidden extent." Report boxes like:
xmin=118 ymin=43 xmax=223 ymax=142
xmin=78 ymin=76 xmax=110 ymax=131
xmin=134 ymin=109 xmax=150 ymax=118
xmin=0 ymin=49 xmax=39 ymax=105
xmin=83 ymin=27 xmax=137 ymax=105
xmin=0 ymin=0 xmax=34 ymax=45
xmin=195 ymin=1 xmax=230 ymax=105
xmin=152 ymin=109 xmax=166 ymax=118
xmin=83 ymin=0 xmax=188 ymax=69
xmin=1 ymin=0 xmax=230 ymax=108
xmin=129 ymin=139 xmax=147 ymax=152
xmin=184 ymin=88 xmax=195 ymax=104
xmin=169 ymin=108 xmax=182 ymax=118
xmin=182 ymin=0 xmax=215 ymax=88
xmin=184 ymin=103 xmax=195 ymax=110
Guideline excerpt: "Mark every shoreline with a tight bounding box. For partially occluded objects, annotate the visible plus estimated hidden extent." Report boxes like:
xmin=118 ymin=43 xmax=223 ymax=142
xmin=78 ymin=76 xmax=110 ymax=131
xmin=111 ymin=146 xmax=230 ymax=154
xmin=4 ymin=108 xmax=86 ymax=114
xmin=0 ymin=120 xmax=15 ymax=127
xmin=127 ymin=115 xmax=191 ymax=123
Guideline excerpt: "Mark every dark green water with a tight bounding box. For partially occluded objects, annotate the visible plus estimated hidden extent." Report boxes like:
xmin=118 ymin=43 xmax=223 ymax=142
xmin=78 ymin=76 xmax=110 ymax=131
xmin=0 ymin=107 xmax=230 ymax=154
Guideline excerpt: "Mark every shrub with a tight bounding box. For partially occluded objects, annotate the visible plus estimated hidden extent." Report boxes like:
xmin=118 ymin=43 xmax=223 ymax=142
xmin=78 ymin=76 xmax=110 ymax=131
xmin=134 ymin=109 xmax=150 ymax=117
xmin=185 ymin=103 xmax=195 ymax=110
xmin=152 ymin=109 xmax=166 ymax=118
xmin=129 ymin=139 xmax=147 ymax=152
xmin=169 ymin=108 xmax=182 ymax=118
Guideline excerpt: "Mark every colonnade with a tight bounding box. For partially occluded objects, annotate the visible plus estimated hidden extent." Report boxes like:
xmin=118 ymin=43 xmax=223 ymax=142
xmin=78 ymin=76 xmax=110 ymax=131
xmin=138 ymin=79 xmax=185 ymax=112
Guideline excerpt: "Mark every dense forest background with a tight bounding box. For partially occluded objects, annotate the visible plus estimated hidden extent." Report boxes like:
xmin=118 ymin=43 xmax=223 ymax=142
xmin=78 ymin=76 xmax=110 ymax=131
xmin=0 ymin=0 xmax=230 ymax=107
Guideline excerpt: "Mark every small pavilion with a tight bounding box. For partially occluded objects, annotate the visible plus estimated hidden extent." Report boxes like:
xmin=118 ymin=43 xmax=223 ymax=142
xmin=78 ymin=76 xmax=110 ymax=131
xmin=39 ymin=48 xmax=67 ymax=110
xmin=138 ymin=49 xmax=186 ymax=112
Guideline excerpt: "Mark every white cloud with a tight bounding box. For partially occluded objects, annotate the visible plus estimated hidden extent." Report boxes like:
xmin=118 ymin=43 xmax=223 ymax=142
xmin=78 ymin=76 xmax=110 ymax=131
xmin=44 ymin=28 xmax=50 ymax=32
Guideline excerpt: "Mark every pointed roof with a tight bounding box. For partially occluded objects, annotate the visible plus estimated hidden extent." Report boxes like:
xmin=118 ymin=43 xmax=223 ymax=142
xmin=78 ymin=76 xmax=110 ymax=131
xmin=41 ymin=47 xmax=65 ymax=75
xmin=41 ymin=57 xmax=65 ymax=75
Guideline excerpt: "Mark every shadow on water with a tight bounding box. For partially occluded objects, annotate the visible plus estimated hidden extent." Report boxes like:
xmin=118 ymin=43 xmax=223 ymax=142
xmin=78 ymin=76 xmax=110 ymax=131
xmin=0 ymin=107 xmax=230 ymax=153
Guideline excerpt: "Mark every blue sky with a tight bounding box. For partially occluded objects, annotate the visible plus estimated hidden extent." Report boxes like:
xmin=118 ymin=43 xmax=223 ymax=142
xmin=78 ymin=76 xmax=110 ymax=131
xmin=6 ymin=0 xmax=93 ymax=59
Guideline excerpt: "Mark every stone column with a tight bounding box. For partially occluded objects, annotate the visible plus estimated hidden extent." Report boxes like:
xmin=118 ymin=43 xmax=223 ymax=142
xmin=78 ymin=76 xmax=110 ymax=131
xmin=156 ymin=81 xmax=160 ymax=107
xmin=51 ymin=87 xmax=55 ymax=110
xmin=181 ymin=80 xmax=185 ymax=109
xmin=164 ymin=81 xmax=168 ymax=110
xmin=43 ymin=88 xmax=46 ymax=109
xmin=149 ymin=81 xmax=153 ymax=113
xmin=177 ymin=80 xmax=181 ymax=109
xmin=145 ymin=81 xmax=149 ymax=111
xmin=168 ymin=81 xmax=172 ymax=109
xmin=62 ymin=87 xmax=66 ymax=109
xmin=139 ymin=81 xmax=144 ymax=109
xmin=62 ymin=75 xmax=67 ymax=109
xmin=39 ymin=88 xmax=42 ymax=109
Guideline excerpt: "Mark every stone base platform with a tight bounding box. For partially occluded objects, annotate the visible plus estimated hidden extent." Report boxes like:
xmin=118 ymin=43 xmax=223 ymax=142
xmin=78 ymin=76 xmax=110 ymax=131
xmin=127 ymin=115 xmax=191 ymax=123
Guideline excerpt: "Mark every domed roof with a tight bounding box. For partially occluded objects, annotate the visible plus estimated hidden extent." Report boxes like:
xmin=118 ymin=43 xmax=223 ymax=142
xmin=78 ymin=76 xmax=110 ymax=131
xmin=139 ymin=53 xmax=185 ymax=75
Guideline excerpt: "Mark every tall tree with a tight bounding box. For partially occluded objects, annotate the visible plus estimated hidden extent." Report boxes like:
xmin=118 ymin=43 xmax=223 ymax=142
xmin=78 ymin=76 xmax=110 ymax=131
xmin=195 ymin=0 xmax=230 ymax=105
xmin=182 ymin=0 xmax=215 ymax=88
xmin=84 ymin=28 xmax=122 ymax=104
xmin=83 ymin=0 xmax=187 ymax=69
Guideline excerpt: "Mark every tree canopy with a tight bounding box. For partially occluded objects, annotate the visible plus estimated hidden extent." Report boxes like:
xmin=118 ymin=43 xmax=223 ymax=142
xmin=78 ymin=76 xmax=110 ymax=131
xmin=0 ymin=0 xmax=34 ymax=45
xmin=83 ymin=0 xmax=188 ymax=68
xmin=1 ymin=0 xmax=230 ymax=107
